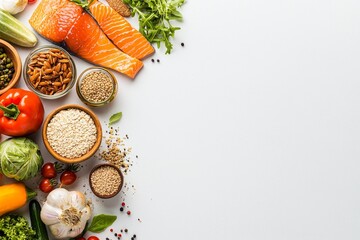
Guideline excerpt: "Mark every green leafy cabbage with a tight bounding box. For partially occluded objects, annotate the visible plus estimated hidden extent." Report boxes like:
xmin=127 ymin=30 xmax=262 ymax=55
xmin=0 ymin=137 xmax=43 ymax=181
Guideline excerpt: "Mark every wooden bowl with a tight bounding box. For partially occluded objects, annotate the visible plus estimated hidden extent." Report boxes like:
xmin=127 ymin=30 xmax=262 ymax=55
xmin=89 ymin=164 xmax=124 ymax=199
xmin=0 ymin=39 xmax=21 ymax=95
xmin=42 ymin=104 xmax=102 ymax=163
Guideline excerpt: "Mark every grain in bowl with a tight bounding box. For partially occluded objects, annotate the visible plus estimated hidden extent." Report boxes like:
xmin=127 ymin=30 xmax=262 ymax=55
xmin=76 ymin=67 xmax=117 ymax=107
xmin=46 ymin=108 xmax=97 ymax=159
xmin=89 ymin=164 xmax=123 ymax=198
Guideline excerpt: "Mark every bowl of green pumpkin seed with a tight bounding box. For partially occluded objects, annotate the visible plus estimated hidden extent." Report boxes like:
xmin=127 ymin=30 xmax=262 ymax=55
xmin=0 ymin=39 xmax=21 ymax=95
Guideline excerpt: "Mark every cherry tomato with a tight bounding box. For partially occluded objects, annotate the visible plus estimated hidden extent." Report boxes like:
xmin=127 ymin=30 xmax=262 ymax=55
xmin=28 ymin=0 xmax=37 ymax=3
xmin=60 ymin=170 xmax=77 ymax=185
xmin=41 ymin=162 xmax=57 ymax=178
xmin=87 ymin=237 xmax=99 ymax=240
xmin=39 ymin=178 xmax=54 ymax=193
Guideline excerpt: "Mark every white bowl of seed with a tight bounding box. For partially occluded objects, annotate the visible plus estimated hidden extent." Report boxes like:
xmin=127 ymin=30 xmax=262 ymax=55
xmin=89 ymin=164 xmax=124 ymax=198
xmin=23 ymin=45 xmax=76 ymax=99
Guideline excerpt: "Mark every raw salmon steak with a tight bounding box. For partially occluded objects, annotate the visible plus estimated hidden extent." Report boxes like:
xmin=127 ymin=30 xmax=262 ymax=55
xmin=29 ymin=0 xmax=143 ymax=79
xmin=89 ymin=0 xmax=154 ymax=59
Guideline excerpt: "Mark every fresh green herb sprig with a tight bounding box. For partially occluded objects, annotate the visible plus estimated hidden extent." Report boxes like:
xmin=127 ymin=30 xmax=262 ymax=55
xmin=124 ymin=0 xmax=185 ymax=54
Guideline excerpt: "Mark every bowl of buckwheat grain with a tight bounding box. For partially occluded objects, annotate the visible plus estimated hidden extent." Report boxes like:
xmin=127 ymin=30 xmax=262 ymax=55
xmin=42 ymin=104 xmax=102 ymax=163
xmin=76 ymin=67 xmax=118 ymax=107
xmin=89 ymin=164 xmax=124 ymax=198
xmin=23 ymin=45 xmax=76 ymax=99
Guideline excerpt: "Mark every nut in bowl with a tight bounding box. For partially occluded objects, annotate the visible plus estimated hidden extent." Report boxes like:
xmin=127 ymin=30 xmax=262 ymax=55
xmin=89 ymin=164 xmax=124 ymax=199
xmin=76 ymin=67 xmax=118 ymax=107
xmin=42 ymin=104 xmax=102 ymax=164
xmin=23 ymin=45 xmax=76 ymax=99
xmin=0 ymin=39 xmax=21 ymax=95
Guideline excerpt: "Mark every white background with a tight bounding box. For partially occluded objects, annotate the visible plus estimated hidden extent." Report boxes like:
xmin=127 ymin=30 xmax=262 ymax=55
xmin=7 ymin=0 xmax=360 ymax=239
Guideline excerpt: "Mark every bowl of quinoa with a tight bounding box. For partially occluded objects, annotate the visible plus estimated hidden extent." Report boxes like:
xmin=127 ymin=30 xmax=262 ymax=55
xmin=89 ymin=164 xmax=124 ymax=198
xmin=76 ymin=67 xmax=118 ymax=107
xmin=42 ymin=104 xmax=102 ymax=163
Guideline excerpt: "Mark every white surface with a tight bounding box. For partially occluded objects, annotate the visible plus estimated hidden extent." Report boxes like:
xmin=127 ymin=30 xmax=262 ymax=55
xmin=7 ymin=0 xmax=360 ymax=239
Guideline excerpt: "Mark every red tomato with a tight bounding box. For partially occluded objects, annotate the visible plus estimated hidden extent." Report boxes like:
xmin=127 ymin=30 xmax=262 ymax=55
xmin=87 ymin=237 xmax=99 ymax=240
xmin=60 ymin=170 xmax=77 ymax=185
xmin=28 ymin=0 xmax=37 ymax=3
xmin=39 ymin=178 xmax=54 ymax=193
xmin=41 ymin=163 xmax=57 ymax=178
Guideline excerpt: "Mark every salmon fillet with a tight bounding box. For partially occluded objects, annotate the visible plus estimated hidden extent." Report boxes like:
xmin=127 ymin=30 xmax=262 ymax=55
xmin=29 ymin=0 xmax=143 ymax=78
xmin=89 ymin=0 xmax=154 ymax=60
xmin=65 ymin=13 xmax=143 ymax=78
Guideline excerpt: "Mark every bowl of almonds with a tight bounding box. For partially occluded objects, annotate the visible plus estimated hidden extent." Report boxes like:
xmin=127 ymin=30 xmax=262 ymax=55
xmin=23 ymin=45 xmax=76 ymax=99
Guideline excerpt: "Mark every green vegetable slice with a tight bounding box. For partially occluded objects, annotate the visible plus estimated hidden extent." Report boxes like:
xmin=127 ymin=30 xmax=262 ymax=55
xmin=109 ymin=112 xmax=122 ymax=125
xmin=88 ymin=214 xmax=117 ymax=233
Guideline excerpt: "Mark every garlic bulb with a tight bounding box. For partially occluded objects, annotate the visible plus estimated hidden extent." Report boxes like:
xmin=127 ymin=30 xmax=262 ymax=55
xmin=0 ymin=0 xmax=28 ymax=15
xmin=40 ymin=188 xmax=92 ymax=239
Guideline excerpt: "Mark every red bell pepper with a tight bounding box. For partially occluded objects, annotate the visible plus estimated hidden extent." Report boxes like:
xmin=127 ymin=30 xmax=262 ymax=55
xmin=0 ymin=89 xmax=44 ymax=136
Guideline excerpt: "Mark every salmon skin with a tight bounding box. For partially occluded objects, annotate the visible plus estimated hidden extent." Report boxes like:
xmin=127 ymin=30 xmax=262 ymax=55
xmin=89 ymin=0 xmax=154 ymax=60
xmin=29 ymin=0 xmax=143 ymax=79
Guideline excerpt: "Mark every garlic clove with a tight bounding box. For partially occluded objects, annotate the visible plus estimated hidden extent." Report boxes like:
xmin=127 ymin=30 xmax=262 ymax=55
xmin=49 ymin=222 xmax=72 ymax=239
xmin=68 ymin=190 xmax=87 ymax=210
xmin=79 ymin=205 xmax=92 ymax=226
xmin=40 ymin=203 xmax=62 ymax=225
xmin=46 ymin=188 xmax=71 ymax=209
xmin=0 ymin=0 xmax=27 ymax=15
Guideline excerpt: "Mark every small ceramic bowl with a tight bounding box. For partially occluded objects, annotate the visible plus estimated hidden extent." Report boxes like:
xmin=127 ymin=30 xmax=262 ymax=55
xmin=23 ymin=45 xmax=76 ymax=99
xmin=76 ymin=67 xmax=118 ymax=107
xmin=0 ymin=39 xmax=21 ymax=95
xmin=42 ymin=104 xmax=102 ymax=164
xmin=89 ymin=164 xmax=124 ymax=199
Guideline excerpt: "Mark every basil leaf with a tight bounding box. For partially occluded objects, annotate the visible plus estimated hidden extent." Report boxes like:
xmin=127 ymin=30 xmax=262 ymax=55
xmin=88 ymin=214 xmax=117 ymax=233
xmin=109 ymin=112 xmax=122 ymax=125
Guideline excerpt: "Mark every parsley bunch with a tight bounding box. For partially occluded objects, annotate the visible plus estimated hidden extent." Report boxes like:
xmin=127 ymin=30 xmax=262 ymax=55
xmin=124 ymin=0 xmax=185 ymax=54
